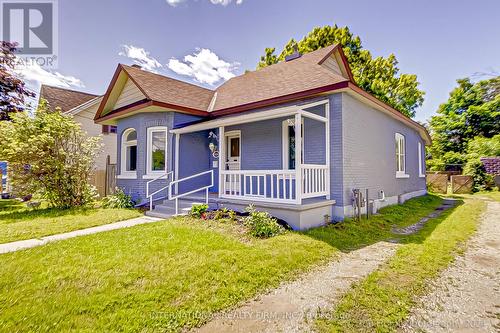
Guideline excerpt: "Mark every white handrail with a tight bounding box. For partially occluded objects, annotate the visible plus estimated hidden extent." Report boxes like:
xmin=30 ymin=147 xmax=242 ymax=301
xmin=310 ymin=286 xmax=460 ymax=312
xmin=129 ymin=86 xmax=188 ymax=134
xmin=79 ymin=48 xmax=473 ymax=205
xmin=168 ymin=170 xmax=214 ymax=215
xmin=146 ymin=171 xmax=173 ymax=211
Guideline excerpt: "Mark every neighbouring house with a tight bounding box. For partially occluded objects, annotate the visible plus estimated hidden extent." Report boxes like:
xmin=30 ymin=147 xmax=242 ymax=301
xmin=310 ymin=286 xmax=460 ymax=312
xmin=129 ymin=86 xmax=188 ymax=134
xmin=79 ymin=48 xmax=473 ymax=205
xmin=94 ymin=44 xmax=430 ymax=230
xmin=39 ymin=85 xmax=118 ymax=196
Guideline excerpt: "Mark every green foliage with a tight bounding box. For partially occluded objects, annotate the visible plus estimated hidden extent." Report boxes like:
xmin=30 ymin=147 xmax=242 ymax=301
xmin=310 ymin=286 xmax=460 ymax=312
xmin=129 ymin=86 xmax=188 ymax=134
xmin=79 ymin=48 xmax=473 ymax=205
xmin=466 ymin=134 xmax=500 ymax=159
xmin=244 ymin=205 xmax=284 ymax=238
xmin=462 ymin=135 xmax=500 ymax=191
xmin=0 ymin=100 xmax=103 ymax=208
xmin=0 ymin=42 xmax=35 ymax=120
xmin=101 ymin=188 xmax=135 ymax=209
xmin=257 ymin=25 xmax=424 ymax=118
xmin=190 ymin=203 xmax=208 ymax=218
xmin=429 ymin=77 xmax=500 ymax=158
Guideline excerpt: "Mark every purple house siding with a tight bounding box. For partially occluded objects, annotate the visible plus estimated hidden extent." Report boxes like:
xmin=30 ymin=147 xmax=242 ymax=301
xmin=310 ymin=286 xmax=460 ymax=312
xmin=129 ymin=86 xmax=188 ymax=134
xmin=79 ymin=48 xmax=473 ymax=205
xmin=176 ymin=130 xmax=213 ymax=194
xmin=338 ymin=92 xmax=426 ymax=216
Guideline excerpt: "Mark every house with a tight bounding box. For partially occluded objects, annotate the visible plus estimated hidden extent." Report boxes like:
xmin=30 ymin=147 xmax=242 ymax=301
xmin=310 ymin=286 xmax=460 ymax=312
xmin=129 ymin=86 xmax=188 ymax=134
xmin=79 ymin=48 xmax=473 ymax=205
xmin=94 ymin=44 xmax=430 ymax=230
xmin=39 ymin=85 xmax=117 ymax=196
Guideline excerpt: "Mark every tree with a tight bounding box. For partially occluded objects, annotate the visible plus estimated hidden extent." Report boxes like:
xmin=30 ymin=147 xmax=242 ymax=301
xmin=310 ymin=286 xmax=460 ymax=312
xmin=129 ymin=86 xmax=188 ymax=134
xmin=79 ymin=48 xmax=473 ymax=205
xmin=0 ymin=41 xmax=35 ymax=120
xmin=257 ymin=25 xmax=424 ymax=118
xmin=0 ymin=100 xmax=103 ymax=208
xmin=429 ymin=77 xmax=500 ymax=159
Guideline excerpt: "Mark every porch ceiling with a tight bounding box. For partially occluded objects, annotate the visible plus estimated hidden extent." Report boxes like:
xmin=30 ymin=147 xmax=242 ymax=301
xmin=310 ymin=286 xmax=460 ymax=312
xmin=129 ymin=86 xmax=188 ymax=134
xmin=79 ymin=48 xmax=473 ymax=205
xmin=170 ymin=100 xmax=329 ymax=134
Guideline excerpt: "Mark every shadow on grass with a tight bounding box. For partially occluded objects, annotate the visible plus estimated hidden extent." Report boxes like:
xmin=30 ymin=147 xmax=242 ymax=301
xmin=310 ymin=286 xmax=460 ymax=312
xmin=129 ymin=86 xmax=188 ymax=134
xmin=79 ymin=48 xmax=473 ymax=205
xmin=300 ymin=194 xmax=461 ymax=253
xmin=0 ymin=199 xmax=96 ymax=223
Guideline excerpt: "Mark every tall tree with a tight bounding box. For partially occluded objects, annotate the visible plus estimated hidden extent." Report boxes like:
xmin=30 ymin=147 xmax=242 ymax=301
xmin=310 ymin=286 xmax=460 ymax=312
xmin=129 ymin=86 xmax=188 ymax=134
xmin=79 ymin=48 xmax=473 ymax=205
xmin=0 ymin=41 xmax=34 ymax=121
xmin=429 ymin=77 xmax=500 ymax=159
xmin=257 ymin=25 xmax=424 ymax=118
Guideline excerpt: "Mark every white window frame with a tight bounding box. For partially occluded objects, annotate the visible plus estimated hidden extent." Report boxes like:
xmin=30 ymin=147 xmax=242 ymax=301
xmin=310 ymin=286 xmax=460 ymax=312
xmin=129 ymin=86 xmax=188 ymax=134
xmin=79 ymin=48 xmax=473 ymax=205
xmin=145 ymin=126 xmax=168 ymax=178
xmin=418 ymin=141 xmax=426 ymax=178
xmin=119 ymin=128 xmax=137 ymax=179
xmin=395 ymin=133 xmax=409 ymax=178
xmin=282 ymin=119 xmax=304 ymax=170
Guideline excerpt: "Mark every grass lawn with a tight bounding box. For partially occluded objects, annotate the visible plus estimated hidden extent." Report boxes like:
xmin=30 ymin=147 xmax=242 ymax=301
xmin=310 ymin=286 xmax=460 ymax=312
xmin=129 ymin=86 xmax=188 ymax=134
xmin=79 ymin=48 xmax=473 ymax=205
xmin=0 ymin=199 xmax=142 ymax=243
xmin=315 ymin=197 xmax=486 ymax=332
xmin=0 ymin=195 xmax=443 ymax=332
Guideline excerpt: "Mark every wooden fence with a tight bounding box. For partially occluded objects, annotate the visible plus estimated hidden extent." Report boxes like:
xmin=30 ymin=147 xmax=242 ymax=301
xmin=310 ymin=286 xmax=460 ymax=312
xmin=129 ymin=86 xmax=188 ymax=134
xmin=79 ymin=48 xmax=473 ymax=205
xmin=89 ymin=156 xmax=116 ymax=198
xmin=426 ymin=173 xmax=448 ymax=194
xmin=450 ymin=175 xmax=473 ymax=194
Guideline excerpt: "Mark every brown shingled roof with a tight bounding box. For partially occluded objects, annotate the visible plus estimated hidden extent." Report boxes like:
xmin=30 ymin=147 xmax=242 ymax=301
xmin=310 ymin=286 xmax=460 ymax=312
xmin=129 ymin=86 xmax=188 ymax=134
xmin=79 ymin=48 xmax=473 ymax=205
xmin=39 ymin=85 xmax=98 ymax=113
xmin=122 ymin=65 xmax=214 ymax=111
xmin=212 ymin=44 xmax=348 ymax=111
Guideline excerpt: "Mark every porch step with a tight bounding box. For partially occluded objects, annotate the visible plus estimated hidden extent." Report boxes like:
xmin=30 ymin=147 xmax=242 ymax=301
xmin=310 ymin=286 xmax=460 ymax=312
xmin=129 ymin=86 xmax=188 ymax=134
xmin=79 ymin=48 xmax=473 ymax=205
xmin=145 ymin=199 xmax=213 ymax=219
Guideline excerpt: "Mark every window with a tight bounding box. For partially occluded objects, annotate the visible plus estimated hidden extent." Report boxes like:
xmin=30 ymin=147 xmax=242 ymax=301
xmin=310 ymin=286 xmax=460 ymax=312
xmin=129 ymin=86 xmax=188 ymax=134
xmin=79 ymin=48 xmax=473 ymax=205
xmin=146 ymin=127 xmax=167 ymax=175
xmin=102 ymin=125 xmax=117 ymax=134
xmin=120 ymin=128 xmax=137 ymax=178
xmin=395 ymin=133 xmax=409 ymax=178
xmin=418 ymin=142 xmax=426 ymax=177
xmin=282 ymin=119 xmax=304 ymax=170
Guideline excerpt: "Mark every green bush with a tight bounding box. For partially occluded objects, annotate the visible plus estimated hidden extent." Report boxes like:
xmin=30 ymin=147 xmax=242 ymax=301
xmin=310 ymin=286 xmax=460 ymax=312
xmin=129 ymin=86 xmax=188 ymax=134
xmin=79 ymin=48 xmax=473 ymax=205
xmin=463 ymin=135 xmax=500 ymax=191
xmin=245 ymin=205 xmax=284 ymax=238
xmin=190 ymin=204 xmax=208 ymax=218
xmin=0 ymin=100 xmax=103 ymax=208
xmin=463 ymin=159 xmax=495 ymax=192
xmin=102 ymin=188 xmax=135 ymax=209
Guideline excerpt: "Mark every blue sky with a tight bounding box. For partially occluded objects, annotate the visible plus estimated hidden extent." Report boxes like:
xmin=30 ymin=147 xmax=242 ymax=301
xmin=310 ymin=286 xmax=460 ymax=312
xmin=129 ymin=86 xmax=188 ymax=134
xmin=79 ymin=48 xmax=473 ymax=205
xmin=20 ymin=0 xmax=500 ymax=122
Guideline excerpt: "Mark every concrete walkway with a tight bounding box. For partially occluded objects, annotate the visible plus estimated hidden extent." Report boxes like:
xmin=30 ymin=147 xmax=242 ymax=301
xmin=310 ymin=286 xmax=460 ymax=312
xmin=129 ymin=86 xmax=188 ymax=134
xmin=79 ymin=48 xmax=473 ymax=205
xmin=0 ymin=215 xmax=162 ymax=254
xmin=194 ymin=241 xmax=401 ymax=333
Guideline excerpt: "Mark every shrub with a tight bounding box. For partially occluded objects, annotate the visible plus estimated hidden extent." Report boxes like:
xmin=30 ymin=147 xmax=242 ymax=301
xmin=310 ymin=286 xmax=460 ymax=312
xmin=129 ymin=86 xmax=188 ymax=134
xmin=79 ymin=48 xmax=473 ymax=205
xmin=190 ymin=204 xmax=208 ymax=218
xmin=102 ymin=188 xmax=135 ymax=209
xmin=0 ymin=100 xmax=102 ymax=208
xmin=244 ymin=205 xmax=284 ymax=238
xmin=463 ymin=159 xmax=495 ymax=192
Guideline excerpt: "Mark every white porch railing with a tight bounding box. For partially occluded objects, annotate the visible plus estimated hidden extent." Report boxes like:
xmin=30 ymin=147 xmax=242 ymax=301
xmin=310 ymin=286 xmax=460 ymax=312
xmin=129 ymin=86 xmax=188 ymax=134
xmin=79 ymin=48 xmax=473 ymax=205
xmin=168 ymin=170 xmax=214 ymax=215
xmin=220 ymin=164 xmax=327 ymax=204
xmin=146 ymin=171 xmax=173 ymax=211
xmin=301 ymin=164 xmax=329 ymax=199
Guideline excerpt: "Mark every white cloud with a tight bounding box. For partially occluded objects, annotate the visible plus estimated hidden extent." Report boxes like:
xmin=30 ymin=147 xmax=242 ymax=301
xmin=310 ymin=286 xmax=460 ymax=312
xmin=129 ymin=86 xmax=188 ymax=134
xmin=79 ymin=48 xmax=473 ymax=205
xmin=165 ymin=0 xmax=186 ymax=6
xmin=209 ymin=0 xmax=243 ymax=5
xmin=119 ymin=45 xmax=162 ymax=73
xmin=165 ymin=0 xmax=243 ymax=7
xmin=167 ymin=48 xmax=239 ymax=85
xmin=15 ymin=63 xmax=84 ymax=88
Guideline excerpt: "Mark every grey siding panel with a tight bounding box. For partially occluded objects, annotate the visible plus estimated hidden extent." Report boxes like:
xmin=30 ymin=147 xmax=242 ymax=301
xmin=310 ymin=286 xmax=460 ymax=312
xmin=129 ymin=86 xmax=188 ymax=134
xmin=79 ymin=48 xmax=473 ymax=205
xmin=340 ymin=93 xmax=426 ymax=206
xmin=329 ymin=94 xmax=344 ymax=206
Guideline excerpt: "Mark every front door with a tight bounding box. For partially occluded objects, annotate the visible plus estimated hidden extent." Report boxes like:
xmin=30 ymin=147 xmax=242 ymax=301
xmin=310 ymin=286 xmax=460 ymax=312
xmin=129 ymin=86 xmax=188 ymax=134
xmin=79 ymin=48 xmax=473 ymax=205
xmin=225 ymin=132 xmax=241 ymax=194
xmin=226 ymin=133 xmax=240 ymax=170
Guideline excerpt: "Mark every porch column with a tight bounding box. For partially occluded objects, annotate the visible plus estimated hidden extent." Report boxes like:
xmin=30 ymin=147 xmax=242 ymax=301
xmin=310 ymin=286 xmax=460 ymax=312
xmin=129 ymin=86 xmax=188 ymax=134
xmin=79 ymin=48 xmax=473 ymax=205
xmin=325 ymin=102 xmax=330 ymax=199
xmin=295 ymin=113 xmax=302 ymax=204
xmin=218 ymin=126 xmax=225 ymax=198
xmin=175 ymin=133 xmax=180 ymax=194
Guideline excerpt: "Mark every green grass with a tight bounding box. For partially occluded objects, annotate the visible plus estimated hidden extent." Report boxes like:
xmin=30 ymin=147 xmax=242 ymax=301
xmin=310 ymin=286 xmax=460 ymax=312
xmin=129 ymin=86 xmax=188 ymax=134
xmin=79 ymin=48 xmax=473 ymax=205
xmin=0 ymin=199 xmax=142 ymax=243
xmin=303 ymin=194 xmax=443 ymax=251
xmin=0 ymin=195 xmax=444 ymax=332
xmin=315 ymin=198 xmax=486 ymax=332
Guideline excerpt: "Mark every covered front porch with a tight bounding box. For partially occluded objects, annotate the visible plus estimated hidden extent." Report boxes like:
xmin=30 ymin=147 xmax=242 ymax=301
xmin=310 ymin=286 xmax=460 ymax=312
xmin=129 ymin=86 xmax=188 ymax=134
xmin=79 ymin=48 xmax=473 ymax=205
xmin=171 ymin=99 xmax=332 ymax=206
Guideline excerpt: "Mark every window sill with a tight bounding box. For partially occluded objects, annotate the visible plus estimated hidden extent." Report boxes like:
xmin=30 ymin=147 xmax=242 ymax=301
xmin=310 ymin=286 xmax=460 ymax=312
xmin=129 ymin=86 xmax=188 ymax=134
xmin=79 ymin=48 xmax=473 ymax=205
xmin=117 ymin=173 xmax=137 ymax=179
xmin=142 ymin=173 xmax=168 ymax=179
xmin=396 ymin=173 xmax=410 ymax=179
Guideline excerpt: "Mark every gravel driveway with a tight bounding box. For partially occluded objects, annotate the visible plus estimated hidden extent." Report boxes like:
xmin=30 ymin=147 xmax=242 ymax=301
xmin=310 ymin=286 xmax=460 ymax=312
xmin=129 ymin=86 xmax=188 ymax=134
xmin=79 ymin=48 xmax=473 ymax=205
xmin=401 ymin=199 xmax=500 ymax=332
xmin=193 ymin=241 xmax=400 ymax=333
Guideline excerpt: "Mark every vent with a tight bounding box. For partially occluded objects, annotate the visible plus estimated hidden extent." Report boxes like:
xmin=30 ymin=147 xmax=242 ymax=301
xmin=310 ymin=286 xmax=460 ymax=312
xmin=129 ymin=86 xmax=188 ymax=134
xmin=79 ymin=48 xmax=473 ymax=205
xmin=131 ymin=64 xmax=142 ymax=69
